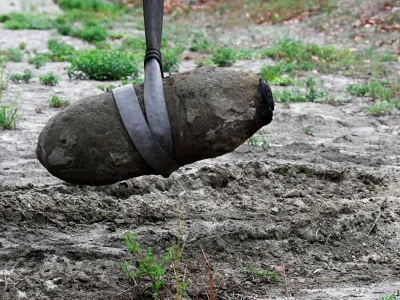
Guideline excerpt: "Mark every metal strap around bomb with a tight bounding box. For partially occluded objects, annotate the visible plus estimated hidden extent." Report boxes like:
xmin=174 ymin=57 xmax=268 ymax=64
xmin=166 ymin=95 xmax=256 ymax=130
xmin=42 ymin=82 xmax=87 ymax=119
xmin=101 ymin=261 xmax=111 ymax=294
xmin=113 ymin=84 xmax=179 ymax=177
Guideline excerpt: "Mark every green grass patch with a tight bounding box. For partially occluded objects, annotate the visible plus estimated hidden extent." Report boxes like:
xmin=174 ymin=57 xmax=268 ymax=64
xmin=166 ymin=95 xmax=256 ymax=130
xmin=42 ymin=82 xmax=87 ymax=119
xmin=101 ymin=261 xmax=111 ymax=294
xmin=48 ymin=95 xmax=70 ymax=108
xmin=10 ymin=70 xmax=34 ymax=83
xmin=262 ymin=37 xmax=352 ymax=73
xmin=381 ymin=294 xmax=397 ymax=300
xmin=57 ymin=0 xmax=119 ymax=14
xmin=212 ymin=47 xmax=237 ymax=67
xmin=248 ymin=136 xmax=269 ymax=149
xmin=39 ymin=72 xmax=60 ymax=86
xmin=347 ymin=78 xmax=400 ymax=115
xmin=273 ymin=77 xmax=326 ymax=103
xmin=214 ymin=0 xmax=334 ymax=24
xmin=189 ymin=30 xmax=215 ymax=53
xmin=74 ymin=24 xmax=108 ymax=43
xmin=28 ymin=53 xmax=50 ymax=69
xmin=3 ymin=48 xmax=23 ymax=62
xmin=236 ymin=48 xmax=253 ymax=60
xmin=122 ymin=232 xmax=188 ymax=299
xmin=48 ymin=39 xmax=77 ymax=62
xmin=244 ymin=266 xmax=280 ymax=282
xmin=261 ymin=65 xmax=294 ymax=86
xmin=2 ymin=13 xmax=55 ymax=30
xmin=66 ymin=49 xmax=139 ymax=80
xmin=162 ymin=49 xmax=180 ymax=72
xmin=1 ymin=64 xmax=21 ymax=129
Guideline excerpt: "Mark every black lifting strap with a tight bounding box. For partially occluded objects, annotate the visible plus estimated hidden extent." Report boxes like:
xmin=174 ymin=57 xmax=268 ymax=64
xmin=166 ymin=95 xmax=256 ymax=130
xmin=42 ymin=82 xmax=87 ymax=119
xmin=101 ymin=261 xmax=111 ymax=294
xmin=112 ymin=0 xmax=178 ymax=177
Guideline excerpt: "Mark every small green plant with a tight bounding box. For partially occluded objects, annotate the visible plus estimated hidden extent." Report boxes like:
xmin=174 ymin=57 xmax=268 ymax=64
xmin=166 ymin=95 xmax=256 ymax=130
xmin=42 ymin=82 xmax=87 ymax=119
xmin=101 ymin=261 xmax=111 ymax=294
xmin=10 ymin=69 xmax=34 ymax=83
xmin=67 ymin=50 xmax=139 ymax=80
xmin=122 ymin=233 xmax=177 ymax=299
xmin=0 ymin=64 xmax=21 ymax=129
xmin=212 ymin=47 xmax=237 ymax=67
xmin=97 ymin=84 xmax=116 ymax=92
xmin=347 ymin=83 xmax=368 ymax=97
xmin=28 ymin=53 xmax=50 ymax=69
xmin=3 ymin=13 xmax=54 ymax=30
xmin=262 ymin=38 xmax=352 ymax=73
xmin=39 ymin=72 xmax=60 ymax=86
xmin=48 ymin=95 xmax=70 ymax=108
xmin=261 ymin=65 xmax=294 ymax=86
xmin=305 ymin=77 xmax=325 ymax=102
xmin=195 ymin=56 xmax=213 ymax=68
xmin=190 ymin=30 xmax=214 ymax=53
xmin=248 ymin=136 xmax=269 ymax=149
xmin=48 ymin=39 xmax=76 ymax=62
xmin=18 ymin=41 xmax=27 ymax=50
xmin=381 ymin=294 xmax=397 ymax=300
xmin=244 ymin=266 xmax=280 ymax=282
xmin=303 ymin=127 xmax=314 ymax=135
xmin=75 ymin=24 xmax=108 ymax=43
xmin=162 ymin=49 xmax=180 ymax=72
xmin=0 ymin=100 xmax=21 ymax=129
xmin=273 ymin=88 xmax=307 ymax=103
xmin=56 ymin=23 xmax=74 ymax=36
xmin=236 ymin=48 xmax=253 ymax=60
xmin=4 ymin=48 xmax=23 ymax=62
xmin=122 ymin=202 xmax=188 ymax=299
xmin=121 ymin=36 xmax=146 ymax=51
xmin=57 ymin=0 xmax=118 ymax=13
xmin=365 ymin=101 xmax=396 ymax=115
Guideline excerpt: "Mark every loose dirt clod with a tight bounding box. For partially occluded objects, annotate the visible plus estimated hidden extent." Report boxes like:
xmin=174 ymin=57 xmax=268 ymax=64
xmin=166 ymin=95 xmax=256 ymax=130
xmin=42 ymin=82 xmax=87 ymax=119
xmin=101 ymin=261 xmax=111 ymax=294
xmin=36 ymin=67 xmax=272 ymax=185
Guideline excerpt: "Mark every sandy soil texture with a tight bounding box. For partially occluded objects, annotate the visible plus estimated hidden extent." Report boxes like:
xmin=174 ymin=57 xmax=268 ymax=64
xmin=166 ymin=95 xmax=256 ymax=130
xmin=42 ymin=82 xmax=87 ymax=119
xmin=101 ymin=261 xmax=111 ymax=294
xmin=1 ymin=0 xmax=399 ymax=299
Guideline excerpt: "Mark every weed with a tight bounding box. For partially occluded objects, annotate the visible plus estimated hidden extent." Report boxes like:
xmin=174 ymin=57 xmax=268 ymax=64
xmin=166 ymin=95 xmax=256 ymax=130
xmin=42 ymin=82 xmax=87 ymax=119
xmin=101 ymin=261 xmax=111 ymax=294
xmin=190 ymin=30 xmax=214 ymax=53
xmin=381 ymin=294 xmax=397 ymax=300
xmin=18 ymin=42 xmax=27 ymax=50
xmin=212 ymin=47 xmax=236 ymax=67
xmin=365 ymin=101 xmax=396 ymax=116
xmin=10 ymin=70 xmax=34 ymax=83
xmin=262 ymin=38 xmax=352 ymax=73
xmin=75 ymin=24 xmax=108 ymax=43
xmin=122 ymin=233 xmax=178 ymax=299
xmin=162 ymin=49 xmax=180 ymax=72
xmin=214 ymin=0 xmax=333 ymax=25
xmin=48 ymin=39 xmax=76 ymax=62
xmin=57 ymin=0 xmax=119 ymax=13
xmin=56 ymin=23 xmax=74 ymax=36
xmin=261 ymin=65 xmax=294 ymax=86
xmin=28 ymin=53 xmax=50 ymax=69
xmin=121 ymin=36 xmax=146 ymax=51
xmin=4 ymin=48 xmax=23 ymax=62
xmin=273 ymin=88 xmax=307 ymax=103
xmin=248 ymin=136 xmax=268 ymax=149
xmin=3 ymin=13 xmax=54 ymax=30
xmin=67 ymin=50 xmax=139 ymax=80
xmin=202 ymin=247 xmax=218 ymax=300
xmin=121 ymin=78 xmax=145 ymax=86
xmin=244 ymin=266 xmax=280 ymax=282
xmin=303 ymin=127 xmax=314 ymax=135
xmin=0 ymin=100 xmax=21 ymax=129
xmin=0 ymin=65 xmax=21 ymax=129
xmin=347 ymin=83 xmax=368 ymax=97
xmin=48 ymin=95 xmax=70 ymax=108
xmin=236 ymin=48 xmax=253 ymax=60
xmin=305 ymin=77 xmax=325 ymax=102
xmin=195 ymin=56 xmax=213 ymax=68
xmin=39 ymin=72 xmax=60 ymax=86
xmin=97 ymin=84 xmax=116 ymax=92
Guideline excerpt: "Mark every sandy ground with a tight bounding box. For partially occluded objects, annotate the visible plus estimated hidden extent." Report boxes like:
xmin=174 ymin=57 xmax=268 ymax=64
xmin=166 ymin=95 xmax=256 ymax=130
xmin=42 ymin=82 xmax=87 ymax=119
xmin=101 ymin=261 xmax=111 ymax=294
xmin=1 ymin=0 xmax=400 ymax=299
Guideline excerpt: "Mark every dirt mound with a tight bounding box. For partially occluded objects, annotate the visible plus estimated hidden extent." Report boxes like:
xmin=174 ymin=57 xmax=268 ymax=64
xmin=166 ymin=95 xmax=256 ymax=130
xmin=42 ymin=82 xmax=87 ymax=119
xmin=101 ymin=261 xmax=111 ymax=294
xmin=1 ymin=160 xmax=399 ymax=299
